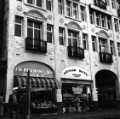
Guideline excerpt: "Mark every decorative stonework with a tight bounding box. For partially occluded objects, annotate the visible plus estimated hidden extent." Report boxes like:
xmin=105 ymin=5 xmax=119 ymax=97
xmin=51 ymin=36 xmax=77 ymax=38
xmin=59 ymin=18 xmax=64 ymax=24
xmin=47 ymin=15 xmax=53 ymax=20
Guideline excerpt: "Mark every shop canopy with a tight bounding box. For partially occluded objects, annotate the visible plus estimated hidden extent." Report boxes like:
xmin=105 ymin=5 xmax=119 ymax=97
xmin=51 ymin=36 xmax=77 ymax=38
xmin=13 ymin=75 xmax=58 ymax=90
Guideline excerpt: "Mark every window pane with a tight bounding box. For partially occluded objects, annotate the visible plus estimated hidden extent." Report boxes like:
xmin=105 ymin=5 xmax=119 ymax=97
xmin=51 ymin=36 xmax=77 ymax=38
xmin=47 ymin=24 xmax=53 ymax=43
xmin=27 ymin=28 xmax=33 ymax=38
xmin=27 ymin=0 xmax=33 ymax=4
xmin=58 ymin=0 xmax=64 ymax=14
xmin=46 ymin=0 xmax=52 ymax=11
xmin=73 ymin=3 xmax=78 ymax=19
xmin=59 ymin=27 xmax=65 ymax=45
xmin=15 ymin=25 xmax=21 ymax=36
xmin=66 ymin=0 xmax=71 ymax=16
xmin=36 ymin=0 xmax=42 ymax=7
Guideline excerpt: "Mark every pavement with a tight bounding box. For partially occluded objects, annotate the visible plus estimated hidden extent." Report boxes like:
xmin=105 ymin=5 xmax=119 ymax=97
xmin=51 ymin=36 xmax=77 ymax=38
xmin=1 ymin=109 xmax=120 ymax=119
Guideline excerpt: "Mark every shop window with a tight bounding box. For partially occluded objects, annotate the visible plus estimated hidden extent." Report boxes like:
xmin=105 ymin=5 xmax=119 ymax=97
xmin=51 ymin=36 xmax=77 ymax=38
xmin=59 ymin=27 xmax=65 ymax=45
xmin=68 ymin=30 xmax=79 ymax=47
xmin=47 ymin=24 xmax=53 ymax=43
xmin=117 ymin=42 xmax=120 ymax=56
xmin=110 ymin=40 xmax=115 ymax=55
xmin=99 ymin=37 xmax=108 ymax=53
xmin=15 ymin=15 xmax=23 ymax=37
xmin=114 ymin=18 xmax=119 ymax=32
xmin=80 ymin=6 xmax=86 ymax=21
xmin=92 ymin=36 xmax=97 ymax=52
xmin=82 ymin=33 xmax=88 ymax=50
xmin=46 ymin=0 xmax=53 ymax=11
xmin=58 ymin=0 xmax=64 ymax=15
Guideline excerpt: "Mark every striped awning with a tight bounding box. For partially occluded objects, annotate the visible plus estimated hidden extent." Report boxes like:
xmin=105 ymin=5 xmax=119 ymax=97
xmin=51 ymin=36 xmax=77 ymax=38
xmin=14 ymin=76 xmax=58 ymax=89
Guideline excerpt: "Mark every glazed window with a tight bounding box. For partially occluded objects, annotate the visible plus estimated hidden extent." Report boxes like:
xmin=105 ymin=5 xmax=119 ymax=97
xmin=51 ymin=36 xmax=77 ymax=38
xmin=99 ymin=37 xmax=108 ymax=53
xmin=15 ymin=16 xmax=23 ymax=37
xmin=58 ymin=0 xmax=64 ymax=15
xmin=47 ymin=24 xmax=53 ymax=43
xmin=90 ymin=10 xmax=95 ymax=24
xmin=59 ymin=27 xmax=65 ymax=45
xmin=80 ymin=6 xmax=86 ymax=21
xmin=107 ymin=16 xmax=112 ymax=29
xmin=114 ymin=18 xmax=119 ymax=32
xmin=117 ymin=42 xmax=120 ymax=56
xmin=110 ymin=40 xmax=115 ymax=55
xmin=96 ymin=12 xmax=101 ymax=26
xmin=92 ymin=36 xmax=97 ymax=52
xmin=68 ymin=30 xmax=79 ymax=47
xmin=66 ymin=0 xmax=71 ymax=17
xmin=73 ymin=3 xmax=78 ymax=19
xmin=101 ymin=15 xmax=106 ymax=28
xmin=27 ymin=0 xmax=42 ymax=7
xmin=46 ymin=0 xmax=53 ymax=11
xmin=27 ymin=19 xmax=42 ymax=40
xmin=82 ymin=33 xmax=88 ymax=50
xmin=111 ymin=0 xmax=116 ymax=8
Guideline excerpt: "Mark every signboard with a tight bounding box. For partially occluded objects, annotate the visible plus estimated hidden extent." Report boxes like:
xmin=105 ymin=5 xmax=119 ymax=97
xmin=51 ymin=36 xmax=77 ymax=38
xmin=61 ymin=66 xmax=91 ymax=80
xmin=14 ymin=61 xmax=54 ymax=78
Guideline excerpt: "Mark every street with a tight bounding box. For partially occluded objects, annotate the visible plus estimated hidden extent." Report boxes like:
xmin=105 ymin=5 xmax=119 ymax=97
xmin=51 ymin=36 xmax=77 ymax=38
xmin=1 ymin=109 xmax=120 ymax=119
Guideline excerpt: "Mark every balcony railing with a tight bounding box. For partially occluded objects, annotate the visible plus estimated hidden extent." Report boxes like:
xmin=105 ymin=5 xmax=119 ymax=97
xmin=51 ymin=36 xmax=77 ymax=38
xmin=67 ymin=46 xmax=84 ymax=59
xmin=25 ymin=37 xmax=47 ymax=53
xmin=94 ymin=0 xmax=107 ymax=9
xmin=99 ymin=52 xmax=113 ymax=64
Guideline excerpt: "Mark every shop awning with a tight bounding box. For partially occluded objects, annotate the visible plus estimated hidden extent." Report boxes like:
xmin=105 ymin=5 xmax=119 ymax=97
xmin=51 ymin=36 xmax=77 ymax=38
xmin=14 ymin=76 xmax=58 ymax=89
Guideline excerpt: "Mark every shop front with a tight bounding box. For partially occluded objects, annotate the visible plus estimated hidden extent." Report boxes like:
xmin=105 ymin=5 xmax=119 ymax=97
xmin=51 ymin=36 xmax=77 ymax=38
xmin=12 ymin=61 xmax=58 ymax=114
xmin=61 ymin=66 xmax=92 ymax=113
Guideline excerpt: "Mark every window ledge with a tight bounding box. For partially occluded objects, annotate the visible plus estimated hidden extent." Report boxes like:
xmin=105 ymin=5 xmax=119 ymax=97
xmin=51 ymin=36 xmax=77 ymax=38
xmin=65 ymin=16 xmax=82 ymax=23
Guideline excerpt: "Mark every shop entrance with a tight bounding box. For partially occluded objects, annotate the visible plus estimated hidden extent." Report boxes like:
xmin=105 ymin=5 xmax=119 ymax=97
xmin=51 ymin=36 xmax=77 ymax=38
xmin=95 ymin=70 xmax=117 ymax=108
xmin=62 ymin=82 xmax=92 ymax=113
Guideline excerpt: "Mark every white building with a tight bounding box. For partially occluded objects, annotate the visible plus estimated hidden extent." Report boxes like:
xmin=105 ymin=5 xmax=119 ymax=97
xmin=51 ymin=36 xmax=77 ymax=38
xmin=0 ymin=0 xmax=120 ymax=113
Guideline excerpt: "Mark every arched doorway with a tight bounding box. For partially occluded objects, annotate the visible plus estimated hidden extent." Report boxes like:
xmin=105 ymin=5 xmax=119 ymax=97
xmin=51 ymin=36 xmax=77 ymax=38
xmin=95 ymin=70 xmax=117 ymax=108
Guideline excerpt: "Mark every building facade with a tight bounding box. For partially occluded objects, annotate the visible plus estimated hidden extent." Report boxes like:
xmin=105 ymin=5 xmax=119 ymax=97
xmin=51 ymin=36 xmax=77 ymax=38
xmin=1 ymin=0 xmax=120 ymax=113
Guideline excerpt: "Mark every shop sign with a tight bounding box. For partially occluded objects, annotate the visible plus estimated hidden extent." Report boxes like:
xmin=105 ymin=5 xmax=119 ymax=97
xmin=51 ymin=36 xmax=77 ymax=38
xmin=14 ymin=61 xmax=54 ymax=78
xmin=61 ymin=66 xmax=91 ymax=80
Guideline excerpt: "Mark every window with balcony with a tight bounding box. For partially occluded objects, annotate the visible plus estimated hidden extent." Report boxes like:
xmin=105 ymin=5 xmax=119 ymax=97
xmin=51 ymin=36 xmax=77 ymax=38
xmin=59 ymin=27 xmax=65 ymax=45
xmin=67 ymin=30 xmax=84 ymax=59
xmin=47 ymin=24 xmax=53 ymax=43
xmin=15 ymin=15 xmax=23 ymax=37
xmin=92 ymin=36 xmax=97 ymax=52
xmin=99 ymin=37 xmax=112 ymax=64
xmin=117 ymin=42 xmax=120 ymax=56
xmin=46 ymin=0 xmax=53 ymax=11
xmin=82 ymin=33 xmax=88 ymax=50
xmin=114 ymin=18 xmax=119 ymax=32
xmin=26 ymin=18 xmax=47 ymax=53
xmin=80 ymin=6 xmax=86 ymax=21
xmin=110 ymin=40 xmax=115 ymax=55
xmin=58 ymin=0 xmax=64 ymax=15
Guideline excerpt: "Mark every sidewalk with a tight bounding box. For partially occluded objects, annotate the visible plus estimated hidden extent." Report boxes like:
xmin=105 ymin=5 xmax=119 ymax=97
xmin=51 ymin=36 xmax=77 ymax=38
xmin=1 ymin=109 xmax=120 ymax=119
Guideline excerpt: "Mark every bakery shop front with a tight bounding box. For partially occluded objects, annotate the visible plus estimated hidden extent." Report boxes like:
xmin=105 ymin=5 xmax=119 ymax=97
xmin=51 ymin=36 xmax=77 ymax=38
xmin=61 ymin=66 xmax=93 ymax=113
xmin=12 ymin=61 xmax=58 ymax=114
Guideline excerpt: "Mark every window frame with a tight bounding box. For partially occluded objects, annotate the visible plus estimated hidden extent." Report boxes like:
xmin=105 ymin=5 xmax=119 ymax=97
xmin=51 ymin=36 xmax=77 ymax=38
xmin=46 ymin=0 xmax=53 ymax=11
xmin=80 ymin=5 xmax=86 ymax=22
xmin=110 ymin=40 xmax=115 ymax=55
xmin=58 ymin=0 xmax=64 ymax=15
xmin=47 ymin=24 xmax=54 ymax=43
xmin=14 ymin=15 xmax=23 ymax=37
xmin=92 ymin=35 xmax=97 ymax=52
xmin=59 ymin=27 xmax=65 ymax=45
xmin=82 ymin=33 xmax=88 ymax=50
xmin=114 ymin=18 xmax=119 ymax=32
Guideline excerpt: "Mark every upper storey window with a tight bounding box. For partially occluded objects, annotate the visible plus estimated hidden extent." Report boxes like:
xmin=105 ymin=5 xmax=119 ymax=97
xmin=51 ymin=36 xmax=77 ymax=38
xmin=46 ymin=0 xmax=53 ymax=11
xmin=66 ymin=0 xmax=72 ymax=17
xmin=94 ymin=0 xmax=107 ymax=9
xmin=58 ymin=0 xmax=64 ymax=15
xmin=80 ymin=6 xmax=86 ymax=21
xmin=27 ymin=0 xmax=42 ymax=7
xmin=111 ymin=0 xmax=116 ymax=8
xmin=114 ymin=18 xmax=119 ymax=32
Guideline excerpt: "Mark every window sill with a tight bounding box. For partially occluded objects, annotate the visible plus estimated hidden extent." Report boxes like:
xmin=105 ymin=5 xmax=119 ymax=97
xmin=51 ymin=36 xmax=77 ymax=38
xmin=65 ymin=16 xmax=82 ymax=23
xmin=24 ymin=3 xmax=46 ymax=12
